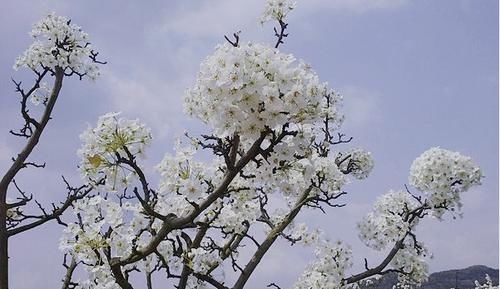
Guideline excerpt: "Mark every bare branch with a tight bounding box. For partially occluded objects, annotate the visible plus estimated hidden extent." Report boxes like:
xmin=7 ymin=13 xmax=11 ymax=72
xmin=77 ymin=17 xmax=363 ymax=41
xmin=61 ymin=254 xmax=79 ymax=289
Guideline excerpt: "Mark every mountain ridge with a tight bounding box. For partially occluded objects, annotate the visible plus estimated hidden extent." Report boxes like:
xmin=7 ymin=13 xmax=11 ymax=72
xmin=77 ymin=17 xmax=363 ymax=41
xmin=361 ymin=265 xmax=499 ymax=289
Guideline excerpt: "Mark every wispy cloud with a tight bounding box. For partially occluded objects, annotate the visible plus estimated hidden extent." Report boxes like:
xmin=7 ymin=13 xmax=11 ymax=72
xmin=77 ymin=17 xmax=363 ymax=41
xmin=298 ymin=0 xmax=409 ymax=14
xmin=341 ymin=85 xmax=382 ymax=130
xmin=154 ymin=0 xmax=409 ymax=39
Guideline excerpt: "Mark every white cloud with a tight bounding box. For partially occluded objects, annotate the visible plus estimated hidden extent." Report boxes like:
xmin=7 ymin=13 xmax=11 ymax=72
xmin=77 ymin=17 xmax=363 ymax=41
xmin=299 ymin=0 xmax=409 ymax=14
xmin=102 ymin=69 xmax=191 ymax=142
xmin=155 ymin=0 xmax=409 ymax=39
xmin=341 ymin=85 xmax=382 ymax=129
xmin=157 ymin=1 xmax=261 ymax=39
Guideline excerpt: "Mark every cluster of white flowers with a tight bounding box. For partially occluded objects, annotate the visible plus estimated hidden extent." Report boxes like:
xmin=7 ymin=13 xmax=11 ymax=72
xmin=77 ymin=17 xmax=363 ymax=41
xmin=184 ymin=42 xmax=343 ymax=141
xmin=155 ymin=144 xmax=226 ymax=219
xmin=260 ymin=0 xmax=297 ymax=23
xmin=357 ymin=191 xmax=419 ymax=250
xmin=338 ymin=148 xmax=374 ymax=180
xmin=390 ymin=239 xmax=430 ymax=286
xmin=185 ymin=276 xmax=211 ymax=289
xmin=30 ymin=82 xmax=52 ymax=105
xmin=475 ymin=275 xmax=498 ymax=289
xmin=78 ymin=264 xmax=121 ymax=289
xmin=14 ymin=13 xmax=100 ymax=79
xmin=251 ymin=140 xmax=312 ymax=199
xmin=60 ymin=195 xmax=186 ymax=288
xmin=249 ymin=148 xmax=349 ymax=206
xmin=5 ymin=204 xmax=22 ymax=223
xmin=59 ymin=196 xmax=132 ymax=288
xmin=311 ymin=155 xmax=349 ymax=197
xmin=285 ymin=222 xmax=324 ymax=246
xmin=187 ymin=247 xmax=223 ymax=274
xmin=60 ymin=196 xmax=133 ymax=262
xmin=409 ymin=147 xmax=482 ymax=217
xmin=157 ymin=146 xmax=215 ymax=198
xmin=78 ymin=112 xmax=152 ymax=190
xmin=294 ymin=240 xmax=352 ymax=289
xmin=213 ymin=190 xmax=261 ymax=234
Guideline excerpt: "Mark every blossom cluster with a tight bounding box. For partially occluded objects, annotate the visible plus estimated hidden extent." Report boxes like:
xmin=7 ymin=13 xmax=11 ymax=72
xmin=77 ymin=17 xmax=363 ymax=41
xmin=409 ymin=147 xmax=482 ymax=217
xmin=184 ymin=42 xmax=343 ymax=142
xmin=285 ymin=222 xmax=324 ymax=246
xmin=14 ymin=13 xmax=100 ymax=79
xmin=475 ymin=275 xmax=499 ymax=289
xmin=337 ymin=148 xmax=374 ymax=180
xmin=156 ymin=146 xmax=217 ymax=200
xmin=212 ymin=189 xmax=261 ymax=234
xmin=294 ymin=240 xmax=352 ymax=289
xmin=390 ymin=239 xmax=430 ymax=286
xmin=30 ymin=82 xmax=52 ymax=105
xmin=155 ymin=144 xmax=227 ymax=219
xmin=187 ymin=247 xmax=222 ymax=274
xmin=357 ymin=190 xmax=419 ymax=250
xmin=260 ymin=0 xmax=297 ymax=23
xmin=310 ymin=154 xmax=349 ymax=197
xmin=78 ymin=112 xmax=152 ymax=190
xmin=60 ymin=195 xmax=184 ymax=289
xmin=59 ymin=196 xmax=133 ymax=289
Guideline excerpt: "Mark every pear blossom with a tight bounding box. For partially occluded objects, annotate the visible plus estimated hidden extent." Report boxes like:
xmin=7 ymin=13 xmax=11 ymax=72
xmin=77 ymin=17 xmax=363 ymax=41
xmin=285 ymin=222 xmax=325 ymax=246
xmin=475 ymin=275 xmax=499 ymax=289
xmin=187 ymin=247 xmax=223 ymax=274
xmin=30 ymin=82 xmax=51 ymax=105
xmin=14 ymin=13 xmax=100 ymax=79
xmin=390 ymin=239 xmax=430 ymax=286
xmin=409 ymin=147 xmax=482 ymax=217
xmin=261 ymin=0 xmax=297 ymax=23
xmin=357 ymin=190 xmax=419 ymax=250
xmin=294 ymin=240 xmax=352 ymax=289
xmin=184 ymin=42 xmax=343 ymax=141
xmin=78 ymin=112 xmax=152 ymax=190
xmin=337 ymin=148 xmax=374 ymax=180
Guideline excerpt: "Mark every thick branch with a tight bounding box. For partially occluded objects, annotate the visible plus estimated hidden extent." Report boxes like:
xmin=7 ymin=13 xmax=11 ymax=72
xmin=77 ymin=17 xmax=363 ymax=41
xmin=232 ymin=187 xmax=312 ymax=289
xmin=110 ymin=259 xmax=134 ymax=289
xmin=344 ymin=238 xmax=406 ymax=284
xmin=61 ymin=255 xmax=78 ymax=289
xmin=0 ymin=68 xmax=64 ymax=197
xmin=111 ymin=133 xmax=267 ymax=268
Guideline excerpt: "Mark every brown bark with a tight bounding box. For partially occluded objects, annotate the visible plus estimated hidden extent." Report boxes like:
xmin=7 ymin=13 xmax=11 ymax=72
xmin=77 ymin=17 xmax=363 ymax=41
xmin=0 ymin=68 xmax=64 ymax=289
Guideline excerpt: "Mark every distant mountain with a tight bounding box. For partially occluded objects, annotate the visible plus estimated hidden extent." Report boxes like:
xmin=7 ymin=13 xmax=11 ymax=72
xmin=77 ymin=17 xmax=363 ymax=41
xmin=360 ymin=265 xmax=499 ymax=289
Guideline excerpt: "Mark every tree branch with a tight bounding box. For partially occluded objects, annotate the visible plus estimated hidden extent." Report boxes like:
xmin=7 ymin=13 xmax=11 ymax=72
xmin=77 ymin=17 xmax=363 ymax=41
xmin=232 ymin=187 xmax=312 ymax=289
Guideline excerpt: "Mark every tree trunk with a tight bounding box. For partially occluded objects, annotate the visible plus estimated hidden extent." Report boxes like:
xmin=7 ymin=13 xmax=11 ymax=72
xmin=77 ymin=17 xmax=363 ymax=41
xmin=0 ymin=187 xmax=8 ymax=289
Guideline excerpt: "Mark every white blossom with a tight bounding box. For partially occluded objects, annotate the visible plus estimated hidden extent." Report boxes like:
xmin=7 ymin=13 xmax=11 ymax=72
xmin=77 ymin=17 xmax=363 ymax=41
xmin=184 ymin=42 xmax=342 ymax=142
xmin=78 ymin=112 xmax=152 ymax=190
xmin=409 ymin=147 xmax=482 ymax=217
xmin=311 ymin=154 xmax=349 ymax=197
xmin=391 ymin=239 xmax=430 ymax=287
xmin=338 ymin=148 xmax=374 ymax=180
xmin=14 ymin=13 xmax=100 ymax=80
xmin=475 ymin=275 xmax=498 ymax=289
xmin=30 ymin=82 xmax=51 ymax=105
xmin=187 ymin=247 xmax=223 ymax=274
xmin=294 ymin=240 xmax=352 ymax=289
xmin=285 ymin=222 xmax=324 ymax=246
xmin=261 ymin=0 xmax=297 ymax=23
xmin=357 ymin=190 xmax=419 ymax=250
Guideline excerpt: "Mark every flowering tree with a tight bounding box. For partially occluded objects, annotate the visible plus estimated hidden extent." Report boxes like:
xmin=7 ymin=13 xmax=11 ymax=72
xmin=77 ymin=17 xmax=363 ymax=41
xmin=0 ymin=1 xmax=484 ymax=289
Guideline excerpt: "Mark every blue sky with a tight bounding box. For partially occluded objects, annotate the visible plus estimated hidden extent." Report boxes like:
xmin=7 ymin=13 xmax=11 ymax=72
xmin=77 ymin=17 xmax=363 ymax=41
xmin=0 ymin=0 xmax=498 ymax=288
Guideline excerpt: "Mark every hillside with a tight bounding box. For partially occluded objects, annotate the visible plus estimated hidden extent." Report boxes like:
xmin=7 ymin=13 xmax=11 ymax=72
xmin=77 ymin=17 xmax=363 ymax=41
xmin=361 ymin=265 xmax=499 ymax=289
